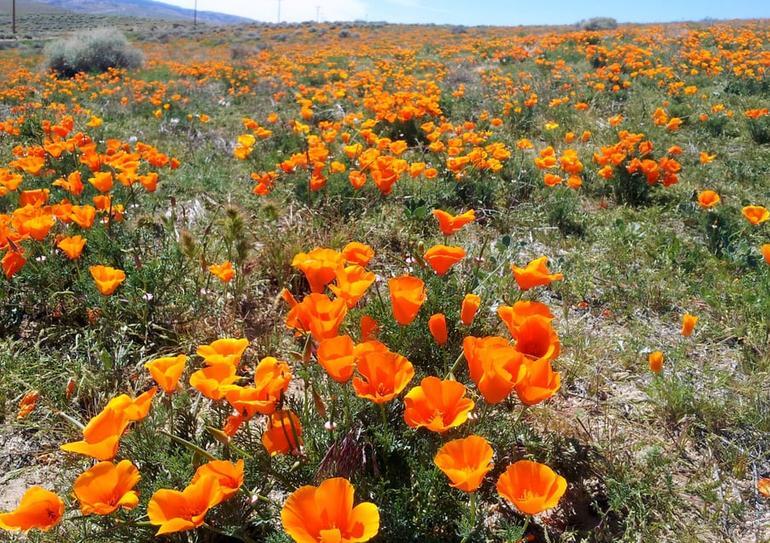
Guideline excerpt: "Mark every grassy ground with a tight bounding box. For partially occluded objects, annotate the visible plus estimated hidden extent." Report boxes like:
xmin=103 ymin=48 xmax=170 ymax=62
xmin=0 ymin=16 xmax=768 ymax=543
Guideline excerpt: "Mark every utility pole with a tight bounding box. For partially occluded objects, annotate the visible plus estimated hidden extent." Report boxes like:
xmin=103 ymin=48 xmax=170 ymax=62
xmin=12 ymin=0 xmax=16 ymax=35
xmin=316 ymin=5 xmax=320 ymax=23
xmin=193 ymin=0 xmax=197 ymax=26
xmin=277 ymin=0 xmax=281 ymax=23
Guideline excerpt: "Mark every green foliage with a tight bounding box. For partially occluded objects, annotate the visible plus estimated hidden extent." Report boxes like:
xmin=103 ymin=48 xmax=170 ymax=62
xmin=44 ymin=28 xmax=143 ymax=77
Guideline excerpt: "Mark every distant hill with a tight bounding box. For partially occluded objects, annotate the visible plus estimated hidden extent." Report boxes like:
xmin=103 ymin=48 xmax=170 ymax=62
xmin=3 ymin=0 xmax=253 ymax=25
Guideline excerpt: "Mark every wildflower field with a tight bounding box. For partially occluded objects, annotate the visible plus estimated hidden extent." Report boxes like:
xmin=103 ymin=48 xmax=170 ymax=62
xmin=0 ymin=17 xmax=769 ymax=543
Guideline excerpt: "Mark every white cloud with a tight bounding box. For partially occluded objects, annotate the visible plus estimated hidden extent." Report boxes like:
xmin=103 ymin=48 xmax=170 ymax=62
xmin=170 ymin=0 xmax=368 ymax=22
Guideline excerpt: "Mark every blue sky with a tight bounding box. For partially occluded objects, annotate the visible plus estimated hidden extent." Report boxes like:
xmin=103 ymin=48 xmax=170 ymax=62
xmin=165 ymin=0 xmax=770 ymax=25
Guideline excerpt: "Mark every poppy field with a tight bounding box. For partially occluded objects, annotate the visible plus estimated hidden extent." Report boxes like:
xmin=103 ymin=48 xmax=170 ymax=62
xmin=1 ymin=17 xmax=769 ymax=543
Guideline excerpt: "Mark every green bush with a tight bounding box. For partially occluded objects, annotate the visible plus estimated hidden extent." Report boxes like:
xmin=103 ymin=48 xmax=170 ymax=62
xmin=44 ymin=28 xmax=143 ymax=77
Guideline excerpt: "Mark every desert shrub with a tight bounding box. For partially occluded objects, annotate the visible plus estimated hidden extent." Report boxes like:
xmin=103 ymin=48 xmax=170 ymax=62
xmin=579 ymin=17 xmax=618 ymax=30
xmin=44 ymin=28 xmax=143 ymax=77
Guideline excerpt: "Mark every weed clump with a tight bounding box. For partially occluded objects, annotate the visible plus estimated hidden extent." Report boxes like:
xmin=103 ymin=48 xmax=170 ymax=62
xmin=44 ymin=28 xmax=143 ymax=77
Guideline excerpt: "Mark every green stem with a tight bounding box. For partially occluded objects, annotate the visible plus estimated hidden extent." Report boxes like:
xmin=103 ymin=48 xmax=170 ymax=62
xmin=445 ymin=351 xmax=465 ymax=380
xmin=379 ymin=403 xmax=388 ymax=426
xmin=460 ymin=492 xmax=477 ymax=543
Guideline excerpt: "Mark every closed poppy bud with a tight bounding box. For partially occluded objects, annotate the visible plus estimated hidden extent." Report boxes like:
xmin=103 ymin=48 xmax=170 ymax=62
xmin=65 ymin=378 xmax=76 ymax=399
xmin=461 ymin=294 xmax=481 ymax=325
xmin=360 ymin=315 xmax=379 ymax=341
xmin=434 ymin=435 xmax=493 ymax=493
xmin=496 ymin=460 xmax=567 ymax=515
xmin=388 ymin=275 xmax=426 ymax=325
xmin=758 ymin=478 xmax=770 ymax=498
xmin=317 ymin=335 xmax=356 ymax=383
xmin=89 ymin=265 xmax=126 ymax=296
xmin=511 ymin=256 xmax=563 ymax=290
xmin=697 ymin=190 xmax=720 ymax=209
xmin=681 ymin=312 xmax=698 ymax=337
xmin=404 ymin=377 xmax=474 ymax=433
xmin=281 ymin=478 xmax=379 ymax=543
xmin=144 ymin=355 xmax=187 ymax=393
xmin=648 ymin=351 xmax=664 ymax=373
xmin=73 ymin=460 xmax=140 ymax=516
xmin=0 ymin=486 xmax=64 ymax=532
xmin=17 ymin=390 xmax=39 ymax=419
xmin=428 ymin=313 xmax=448 ymax=345
xmin=423 ymin=245 xmax=466 ymax=276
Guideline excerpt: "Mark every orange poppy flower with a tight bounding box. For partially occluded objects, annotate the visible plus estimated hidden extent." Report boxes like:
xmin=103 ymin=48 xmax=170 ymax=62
xmin=342 ymin=241 xmax=374 ymax=266
xmin=89 ymin=265 xmax=126 ymax=296
xmin=762 ymin=244 xmax=770 ymax=265
xmin=147 ymin=475 xmax=224 ymax=536
xmin=317 ymin=335 xmax=356 ymax=383
xmin=189 ymin=363 xmax=239 ymax=400
xmin=209 ymin=261 xmax=235 ymax=283
xmin=0 ymin=486 xmax=64 ymax=532
xmin=758 ymin=478 xmax=770 ymax=498
xmin=428 ymin=313 xmax=448 ymax=345
xmin=512 ymin=316 xmax=560 ymax=363
xmin=73 ymin=460 xmax=140 ymax=516
xmin=648 ymin=351 xmax=664 ymax=373
xmin=352 ymin=350 xmax=414 ymax=404
xmin=144 ymin=355 xmax=187 ymax=393
xmin=57 ymin=235 xmax=86 ymax=260
xmin=262 ymin=409 xmax=303 ymax=456
xmin=329 ymin=265 xmax=375 ymax=308
xmin=88 ymin=171 xmax=113 ymax=193
xmin=281 ymin=477 xmax=379 ymax=543
xmin=360 ymin=315 xmax=379 ymax=341
xmin=403 ymin=376 xmax=474 ymax=433
xmin=681 ymin=312 xmax=698 ymax=337
xmin=423 ymin=245 xmax=466 ymax=276
xmin=292 ymin=248 xmax=345 ymax=293
xmin=434 ymin=435 xmax=494 ymax=493
xmin=742 ymin=205 xmax=769 ymax=225
xmin=461 ymin=293 xmax=481 ymax=325
xmin=697 ymin=190 xmax=720 ymax=209
xmin=191 ymin=459 xmax=244 ymax=502
xmin=515 ymin=358 xmax=561 ymax=406
xmin=196 ymin=338 xmax=249 ymax=367
xmin=226 ymin=357 xmax=291 ymax=417
xmin=19 ymin=214 xmax=55 ymax=241
xmin=432 ymin=209 xmax=476 ymax=236
xmin=497 ymin=301 xmax=554 ymax=337
xmin=511 ymin=256 xmax=563 ymax=290
xmin=388 ymin=275 xmax=426 ymax=325
xmin=286 ymin=293 xmax=348 ymax=341
xmin=496 ymin=460 xmax=567 ymax=515
xmin=70 ymin=205 xmax=96 ymax=228
xmin=464 ymin=336 xmax=526 ymax=404
xmin=2 ymin=251 xmax=26 ymax=279
xmin=17 ymin=390 xmax=39 ymax=419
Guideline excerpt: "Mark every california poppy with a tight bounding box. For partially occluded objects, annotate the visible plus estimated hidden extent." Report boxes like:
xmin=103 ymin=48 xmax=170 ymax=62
xmin=262 ymin=409 xmax=303 ymax=456
xmin=515 ymin=358 xmax=561 ymax=406
xmin=0 ymin=486 xmax=64 ymax=532
xmin=292 ymin=248 xmax=345 ymax=293
xmin=762 ymin=244 xmax=770 ymax=265
xmin=681 ymin=312 xmax=698 ymax=337
xmin=17 ymin=390 xmax=39 ymax=419
xmin=317 ymin=335 xmax=356 ymax=383
xmin=428 ymin=313 xmax=448 ymax=345
xmin=511 ymin=257 xmax=563 ymax=290
xmin=147 ymin=475 xmax=223 ymax=536
xmin=329 ymin=265 xmax=375 ymax=308
xmin=342 ymin=241 xmax=374 ymax=266
xmin=497 ymin=301 xmax=554 ymax=337
xmin=461 ymin=293 xmax=481 ymax=325
xmin=434 ymin=435 xmax=494 ymax=492
xmin=226 ymin=357 xmax=291 ymax=417
xmin=191 ymin=459 xmax=244 ymax=502
xmin=209 ymin=261 xmax=235 ymax=283
xmin=512 ymin=316 xmax=560 ymax=363
xmin=189 ymin=363 xmax=239 ymax=400
xmin=496 ymin=460 xmax=567 ymax=515
xmin=89 ymin=265 xmax=126 ymax=296
xmin=1 ymin=251 xmax=25 ymax=279
xmin=648 ymin=351 xmax=664 ymax=373
xmin=57 ymin=235 xmax=86 ymax=260
xmin=742 ymin=205 xmax=770 ymax=226
xmin=196 ymin=338 xmax=249 ymax=367
xmin=388 ymin=275 xmax=426 ymax=325
xmin=403 ymin=376 xmax=474 ymax=433
xmin=432 ymin=209 xmax=475 ymax=236
xmin=697 ymin=190 xmax=720 ymax=209
xmin=286 ymin=293 xmax=348 ymax=341
xmin=464 ymin=336 xmax=526 ymax=404
xmin=73 ymin=460 xmax=140 ymax=515
xmin=281 ymin=477 xmax=379 ymax=543
xmin=360 ymin=315 xmax=379 ymax=341
xmin=352 ymin=350 xmax=414 ymax=404
xmin=423 ymin=245 xmax=466 ymax=276
xmin=144 ymin=354 xmax=187 ymax=393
